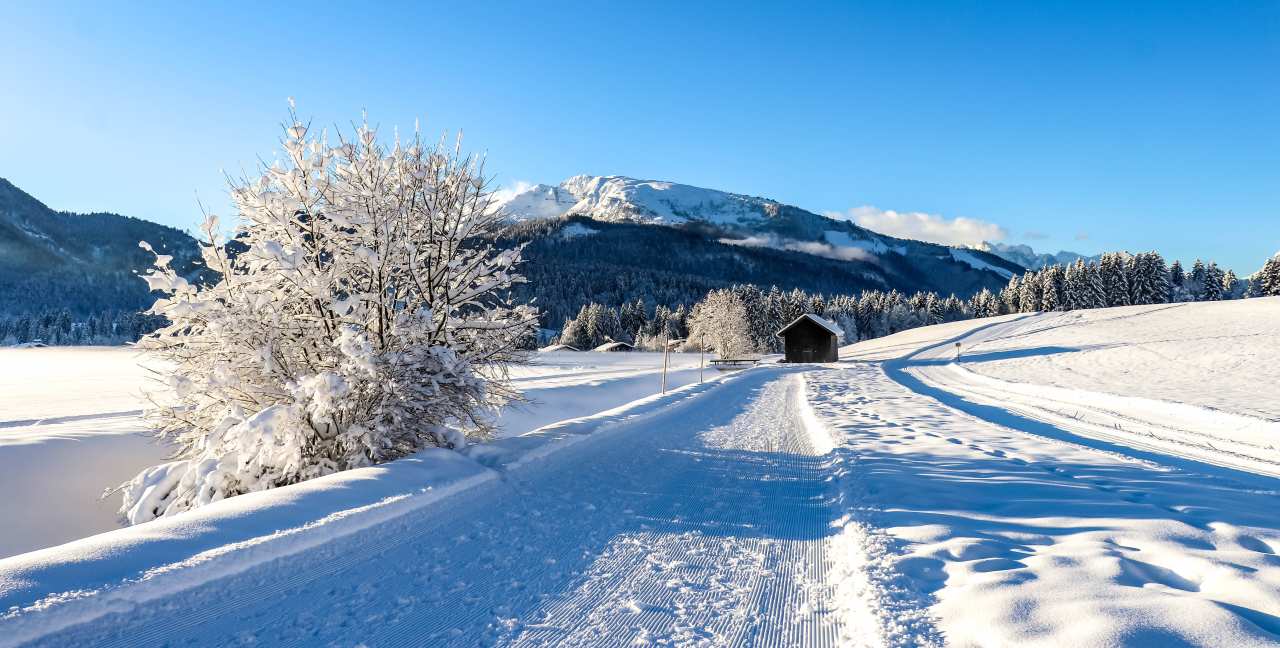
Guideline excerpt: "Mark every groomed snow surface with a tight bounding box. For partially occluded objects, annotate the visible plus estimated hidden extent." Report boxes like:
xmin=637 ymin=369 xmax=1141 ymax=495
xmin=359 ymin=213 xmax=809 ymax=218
xmin=3 ymin=299 xmax=1280 ymax=646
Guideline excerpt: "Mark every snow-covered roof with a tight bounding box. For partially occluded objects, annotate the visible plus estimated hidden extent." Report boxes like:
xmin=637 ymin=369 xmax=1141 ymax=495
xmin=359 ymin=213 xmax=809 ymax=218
xmin=593 ymin=341 xmax=635 ymax=352
xmin=776 ymin=313 xmax=844 ymax=338
xmin=538 ymin=344 xmax=580 ymax=353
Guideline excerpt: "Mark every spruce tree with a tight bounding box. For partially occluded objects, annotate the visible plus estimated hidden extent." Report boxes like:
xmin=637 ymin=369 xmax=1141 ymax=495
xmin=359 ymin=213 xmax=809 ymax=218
xmin=1202 ymin=263 xmax=1225 ymax=301
xmin=1100 ymin=253 xmax=1130 ymax=307
xmin=1189 ymin=260 xmax=1208 ymax=300
xmin=1019 ymin=271 xmax=1042 ymax=312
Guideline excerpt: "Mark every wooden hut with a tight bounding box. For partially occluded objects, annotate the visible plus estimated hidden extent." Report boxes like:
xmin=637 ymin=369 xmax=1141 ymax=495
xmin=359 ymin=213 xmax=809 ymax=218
xmin=593 ymin=341 xmax=635 ymax=353
xmin=775 ymin=314 xmax=842 ymax=363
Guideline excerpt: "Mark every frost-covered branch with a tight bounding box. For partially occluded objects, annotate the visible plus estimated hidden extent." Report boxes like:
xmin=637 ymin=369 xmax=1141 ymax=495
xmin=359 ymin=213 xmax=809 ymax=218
xmin=119 ymin=108 xmax=538 ymax=524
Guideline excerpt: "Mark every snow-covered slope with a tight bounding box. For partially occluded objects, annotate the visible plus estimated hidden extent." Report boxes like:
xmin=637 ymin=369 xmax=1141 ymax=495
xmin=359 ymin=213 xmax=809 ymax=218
xmin=977 ymin=241 xmax=1098 ymax=269
xmin=819 ymin=298 xmax=1280 ymax=646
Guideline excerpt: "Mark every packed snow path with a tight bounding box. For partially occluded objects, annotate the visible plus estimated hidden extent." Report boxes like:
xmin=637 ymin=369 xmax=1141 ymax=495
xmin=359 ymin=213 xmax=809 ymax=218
xmin=29 ymin=370 xmax=855 ymax=647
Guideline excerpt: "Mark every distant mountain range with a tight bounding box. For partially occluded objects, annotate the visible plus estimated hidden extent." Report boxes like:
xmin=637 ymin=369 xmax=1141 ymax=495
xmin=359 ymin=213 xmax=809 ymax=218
xmin=0 ymin=174 xmax=1026 ymax=329
xmin=977 ymin=241 xmax=1100 ymax=270
xmin=0 ymin=178 xmax=200 ymax=317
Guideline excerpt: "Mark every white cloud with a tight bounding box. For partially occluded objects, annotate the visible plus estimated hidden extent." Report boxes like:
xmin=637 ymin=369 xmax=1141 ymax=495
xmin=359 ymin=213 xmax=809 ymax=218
xmin=490 ymin=180 xmax=536 ymax=204
xmin=826 ymin=206 xmax=1007 ymax=248
xmin=719 ymin=234 xmax=879 ymax=264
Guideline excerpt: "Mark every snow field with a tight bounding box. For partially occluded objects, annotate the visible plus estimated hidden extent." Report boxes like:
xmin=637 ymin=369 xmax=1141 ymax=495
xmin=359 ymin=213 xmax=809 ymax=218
xmin=806 ymin=362 xmax=1280 ymax=646
xmin=10 ymin=368 xmax=868 ymax=647
xmin=0 ymin=349 xmax=706 ymax=559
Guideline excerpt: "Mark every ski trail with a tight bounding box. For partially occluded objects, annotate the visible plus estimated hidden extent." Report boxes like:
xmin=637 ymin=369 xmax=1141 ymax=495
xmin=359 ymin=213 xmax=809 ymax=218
xmin=27 ymin=369 xmax=865 ymax=648
xmin=508 ymin=373 xmax=838 ymax=647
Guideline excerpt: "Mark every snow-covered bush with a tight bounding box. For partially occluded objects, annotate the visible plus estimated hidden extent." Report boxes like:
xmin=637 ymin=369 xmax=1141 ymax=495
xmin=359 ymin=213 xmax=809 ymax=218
xmin=687 ymin=289 xmax=755 ymax=358
xmin=120 ymin=109 xmax=538 ymax=524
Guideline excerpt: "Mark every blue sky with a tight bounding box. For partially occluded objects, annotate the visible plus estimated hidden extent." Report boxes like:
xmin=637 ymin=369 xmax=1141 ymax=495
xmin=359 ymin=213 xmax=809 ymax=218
xmin=2 ymin=1 xmax=1276 ymax=272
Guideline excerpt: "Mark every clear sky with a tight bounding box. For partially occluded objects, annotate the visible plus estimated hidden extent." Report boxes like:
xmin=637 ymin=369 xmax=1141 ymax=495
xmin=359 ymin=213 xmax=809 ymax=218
xmin=2 ymin=1 xmax=1276 ymax=272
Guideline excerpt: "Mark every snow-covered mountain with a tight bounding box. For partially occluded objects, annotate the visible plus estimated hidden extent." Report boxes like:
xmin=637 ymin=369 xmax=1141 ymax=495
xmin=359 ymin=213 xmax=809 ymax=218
xmin=496 ymin=175 xmax=1024 ymax=284
xmin=977 ymin=241 xmax=1098 ymax=270
xmin=0 ymin=177 xmax=201 ymax=316
xmin=500 ymin=175 xmax=786 ymax=227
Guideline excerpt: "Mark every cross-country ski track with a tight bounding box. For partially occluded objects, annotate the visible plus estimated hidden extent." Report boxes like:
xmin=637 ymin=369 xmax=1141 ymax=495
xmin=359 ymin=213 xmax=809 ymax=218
xmin=6 ymin=304 xmax=1280 ymax=647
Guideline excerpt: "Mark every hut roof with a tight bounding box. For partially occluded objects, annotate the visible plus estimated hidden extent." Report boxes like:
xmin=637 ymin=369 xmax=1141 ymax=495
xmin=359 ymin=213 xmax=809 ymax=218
xmin=592 ymin=341 xmax=635 ymax=352
xmin=538 ymin=344 xmax=581 ymax=353
xmin=776 ymin=313 xmax=844 ymax=338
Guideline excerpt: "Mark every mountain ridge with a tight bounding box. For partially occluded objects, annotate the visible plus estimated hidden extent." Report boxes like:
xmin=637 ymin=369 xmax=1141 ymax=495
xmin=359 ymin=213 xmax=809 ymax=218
xmin=496 ymin=174 xmax=1025 ymax=280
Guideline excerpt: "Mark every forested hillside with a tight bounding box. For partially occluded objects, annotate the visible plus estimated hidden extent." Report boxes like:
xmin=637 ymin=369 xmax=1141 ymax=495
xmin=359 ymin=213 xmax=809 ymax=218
xmin=498 ymin=216 xmax=1016 ymax=328
xmin=0 ymin=178 xmax=202 ymax=342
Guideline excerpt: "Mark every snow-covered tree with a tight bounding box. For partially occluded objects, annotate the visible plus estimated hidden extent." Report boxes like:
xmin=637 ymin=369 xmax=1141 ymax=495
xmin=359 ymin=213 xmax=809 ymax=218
xmin=1169 ymin=260 xmax=1184 ymax=288
xmin=618 ymin=298 xmax=647 ymax=342
xmin=1127 ymin=252 xmax=1170 ymax=306
xmin=999 ymin=275 xmax=1022 ymax=314
xmin=1188 ymin=259 xmax=1208 ymax=300
xmin=1018 ymin=271 xmax=1042 ymax=312
xmin=1201 ymin=262 xmax=1225 ymax=301
xmin=1222 ymin=269 xmax=1242 ymax=299
xmin=1099 ymin=253 xmax=1130 ymax=307
xmin=687 ymin=289 xmax=754 ymax=358
xmin=1253 ymin=254 xmax=1280 ymax=297
xmin=1063 ymin=260 xmax=1088 ymax=311
xmin=1083 ymin=261 xmax=1107 ymax=309
xmin=1039 ymin=265 xmax=1064 ymax=311
xmin=120 ymin=110 xmax=538 ymax=524
xmin=968 ymin=288 xmax=1000 ymax=318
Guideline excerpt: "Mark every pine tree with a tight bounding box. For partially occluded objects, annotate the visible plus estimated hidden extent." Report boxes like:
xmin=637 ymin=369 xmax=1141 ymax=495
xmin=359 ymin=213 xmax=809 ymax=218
xmin=925 ymin=293 xmax=944 ymax=324
xmin=1039 ymin=265 xmax=1064 ymax=311
xmin=1018 ymin=271 xmax=1042 ymax=312
xmin=1100 ymin=253 xmax=1130 ymax=307
xmin=1063 ymin=259 xmax=1087 ymax=311
xmin=999 ymin=275 xmax=1021 ymax=314
xmin=1202 ymin=263 xmax=1225 ymax=301
xmin=1257 ymin=256 xmax=1280 ymax=296
xmin=1170 ymin=260 xmax=1184 ymax=289
xmin=1189 ymin=259 xmax=1208 ymax=300
xmin=1127 ymin=252 xmax=1170 ymax=305
xmin=1222 ymin=269 xmax=1239 ymax=299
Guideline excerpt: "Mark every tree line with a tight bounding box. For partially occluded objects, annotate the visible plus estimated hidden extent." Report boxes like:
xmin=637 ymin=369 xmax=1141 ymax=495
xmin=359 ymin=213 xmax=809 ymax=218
xmin=555 ymin=250 xmax=1278 ymax=357
xmin=0 ymin=308 xmax=166 ymax=345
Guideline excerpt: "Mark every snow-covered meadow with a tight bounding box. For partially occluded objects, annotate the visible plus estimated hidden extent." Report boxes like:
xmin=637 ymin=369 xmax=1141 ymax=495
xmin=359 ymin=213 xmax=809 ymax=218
xmin=1 ymin=298 xmax=1277 ymax=647
xmin=0 ymin=348 xmax=706 ymax=559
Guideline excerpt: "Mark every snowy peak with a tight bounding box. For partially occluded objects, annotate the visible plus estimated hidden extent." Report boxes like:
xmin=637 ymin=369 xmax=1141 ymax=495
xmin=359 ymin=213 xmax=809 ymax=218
xmin=496 ymin=183 xmax=578 ymax=222
xmin=497 ymin=175 xmax=783 ymax=227
xmin=978 ymin=241 xmax=1097 ymax=270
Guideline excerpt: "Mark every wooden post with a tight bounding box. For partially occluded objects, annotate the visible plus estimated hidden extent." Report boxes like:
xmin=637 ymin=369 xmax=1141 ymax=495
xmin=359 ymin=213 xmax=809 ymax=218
xmin=661 ymin=332 xmax=670 ymax=394
xmin=699 ymin=331 xmax=705 ymax=383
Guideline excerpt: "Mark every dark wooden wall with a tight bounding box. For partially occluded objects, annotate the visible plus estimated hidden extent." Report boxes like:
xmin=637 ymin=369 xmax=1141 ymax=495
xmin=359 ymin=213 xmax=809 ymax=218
xmin=780 ymin=319 xmax=838 ymax=363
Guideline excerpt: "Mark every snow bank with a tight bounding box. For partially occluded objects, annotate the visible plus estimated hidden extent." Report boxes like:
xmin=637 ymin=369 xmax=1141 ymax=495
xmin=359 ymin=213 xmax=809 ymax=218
xmin=0 ymin=349 xmax=704 ymax=559
xmin=0 ymin=368 xmax=739 ymax=645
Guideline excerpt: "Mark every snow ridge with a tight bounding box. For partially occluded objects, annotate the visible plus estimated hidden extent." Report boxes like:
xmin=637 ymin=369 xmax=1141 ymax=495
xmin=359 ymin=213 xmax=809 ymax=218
xmin=499 ymin=174 xmax=781 ymax=227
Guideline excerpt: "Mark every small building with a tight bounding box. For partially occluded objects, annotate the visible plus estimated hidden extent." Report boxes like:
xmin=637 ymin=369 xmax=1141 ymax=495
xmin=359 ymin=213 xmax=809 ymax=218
xmin=776 ymin=314 xmax=842 ymax=363
xmin=538 ymin=344 xmax=581 ymax=353
xmin=593 ymin=341 xmax=635 ymax=353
